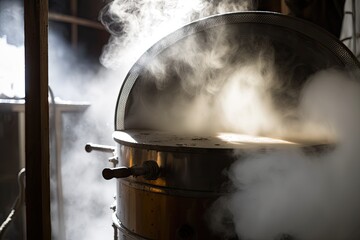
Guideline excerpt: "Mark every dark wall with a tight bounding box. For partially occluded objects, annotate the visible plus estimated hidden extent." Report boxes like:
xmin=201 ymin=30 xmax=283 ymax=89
xmin=285 ymin=0 xmax=346 ymax=37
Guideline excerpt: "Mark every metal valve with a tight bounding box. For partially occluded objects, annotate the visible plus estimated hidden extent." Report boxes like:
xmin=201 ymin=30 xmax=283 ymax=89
xmin=102 ymin=160 xmax=160 ymax=180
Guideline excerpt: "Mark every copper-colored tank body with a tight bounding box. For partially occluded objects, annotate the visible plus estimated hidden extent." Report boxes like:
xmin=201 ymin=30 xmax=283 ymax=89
xmin=112 ymin=131 xmax=329 ymax=239
xmin=109 ymin=11 xmax=358 ymax=240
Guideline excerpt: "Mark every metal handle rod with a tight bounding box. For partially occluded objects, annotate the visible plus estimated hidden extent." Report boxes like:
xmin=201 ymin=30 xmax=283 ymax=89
xmin=85 ymin=143 xmax=115 ymax=153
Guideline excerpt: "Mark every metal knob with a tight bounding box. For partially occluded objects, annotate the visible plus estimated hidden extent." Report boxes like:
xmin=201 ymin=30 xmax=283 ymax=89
xmin=102 ymin=160 xmax=160 ymax=180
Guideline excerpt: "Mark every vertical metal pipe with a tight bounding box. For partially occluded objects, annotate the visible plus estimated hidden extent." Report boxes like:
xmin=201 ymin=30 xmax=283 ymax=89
xmin=24 ymin=0 xmax=51 ymax=239
xmin=352 ymin=0 xmax=357 ymax=54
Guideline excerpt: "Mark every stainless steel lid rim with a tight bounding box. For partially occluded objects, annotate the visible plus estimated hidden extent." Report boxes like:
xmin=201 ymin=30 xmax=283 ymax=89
xmin=114 ymin=137 xmax=237 ymax=154
xmin=113 ymin=130 xmax=333 ymax=155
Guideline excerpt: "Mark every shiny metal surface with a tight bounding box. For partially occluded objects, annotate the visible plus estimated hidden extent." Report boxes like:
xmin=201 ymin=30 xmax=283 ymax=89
xmin=112 ymin=213 xmax=148 ymax=240
xmin=115 ymin=141 xmax=235 ymax=192
xmin=121 ymin=146 xmax=233 ymax=192
xmin=113 ymin=130 xmax=330 ymax=192
xmin=113 ymin=130 xmax=332 ymax=239
xmin=115 ymin=180 xmax=219 ymax=240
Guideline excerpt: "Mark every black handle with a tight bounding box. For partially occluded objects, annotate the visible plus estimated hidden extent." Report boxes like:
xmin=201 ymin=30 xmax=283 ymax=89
xmin=102 ymin=160 xmax=160 ymax=180
xmin=102 ymin=167 xmax=132 ymax=180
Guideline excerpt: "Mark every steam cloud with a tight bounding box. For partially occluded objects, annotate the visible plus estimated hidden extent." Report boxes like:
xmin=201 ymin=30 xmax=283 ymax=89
xmin=210 ymin=69 xmax=360 ymax=240
xmin=47 ymin=32 xmax=121 ymax=240
xmin=0 ymin=37 xmax=24 ymax=98
xmin=123 ymin=25 xmax=333 ymax=143
xmin=0 ymin=0 xmax=24 ymax=99
xmin=99 ymin=0 xmax=255 ymax=70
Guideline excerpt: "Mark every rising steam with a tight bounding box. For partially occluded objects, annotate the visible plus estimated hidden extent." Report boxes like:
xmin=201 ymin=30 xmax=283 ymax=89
xmin=210 ymin=69 xmax=360 ymax=240
xmin=47 ymin=32 xmax=120 ymax=240
xmin=122 ymin=25 xmax=333 ymax=144
xmin=99 ymin=0 xmax=255 ymax=69
xmin=0 ymin=0 xmax=24 ymax=98
xmin=0 ymin=37 xmax=24 ymax=98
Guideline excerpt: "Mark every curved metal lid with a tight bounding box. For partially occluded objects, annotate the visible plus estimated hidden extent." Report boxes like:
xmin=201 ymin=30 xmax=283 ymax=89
xmin=115 ymin=11 xmax=360 ymax=131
